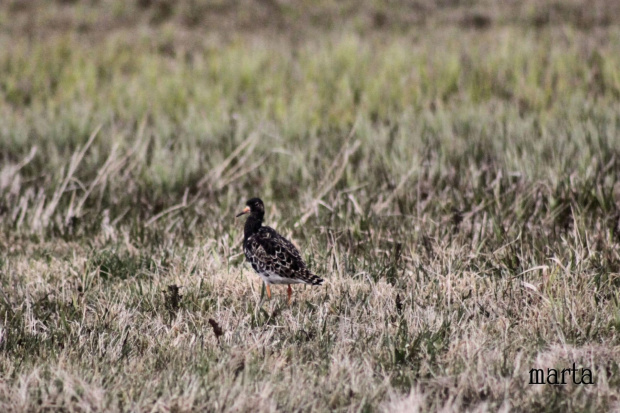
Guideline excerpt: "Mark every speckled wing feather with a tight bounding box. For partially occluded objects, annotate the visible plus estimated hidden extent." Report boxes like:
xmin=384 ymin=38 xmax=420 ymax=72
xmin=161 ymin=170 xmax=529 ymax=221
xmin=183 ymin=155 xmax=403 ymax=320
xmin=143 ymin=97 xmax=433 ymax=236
xmin=244 ymin=226 xmax=323 ymax=285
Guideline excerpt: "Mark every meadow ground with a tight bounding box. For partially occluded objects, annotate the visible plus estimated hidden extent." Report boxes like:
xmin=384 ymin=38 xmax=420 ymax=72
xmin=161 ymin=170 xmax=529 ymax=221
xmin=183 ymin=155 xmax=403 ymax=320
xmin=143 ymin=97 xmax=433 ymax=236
xmin=2 ymin=1 xmax=620 ymax=411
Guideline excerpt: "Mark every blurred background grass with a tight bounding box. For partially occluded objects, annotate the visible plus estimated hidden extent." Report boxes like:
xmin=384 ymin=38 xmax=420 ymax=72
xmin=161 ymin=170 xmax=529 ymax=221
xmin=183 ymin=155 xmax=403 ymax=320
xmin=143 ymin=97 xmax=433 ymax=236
xmin=2 ymin=1 xmax=620 ymax=239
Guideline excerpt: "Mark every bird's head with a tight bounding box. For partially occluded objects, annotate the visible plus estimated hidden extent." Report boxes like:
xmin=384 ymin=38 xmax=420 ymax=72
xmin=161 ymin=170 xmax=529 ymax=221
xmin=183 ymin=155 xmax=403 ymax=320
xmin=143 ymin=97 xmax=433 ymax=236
xmin=236 ymin=197 xmax=264 ymax=218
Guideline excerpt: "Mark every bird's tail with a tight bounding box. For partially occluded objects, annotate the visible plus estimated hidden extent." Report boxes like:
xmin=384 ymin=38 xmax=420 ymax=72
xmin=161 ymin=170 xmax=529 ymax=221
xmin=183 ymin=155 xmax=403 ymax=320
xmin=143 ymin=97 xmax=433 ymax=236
xmin=306 ymin=272 xmax=324 ymax=286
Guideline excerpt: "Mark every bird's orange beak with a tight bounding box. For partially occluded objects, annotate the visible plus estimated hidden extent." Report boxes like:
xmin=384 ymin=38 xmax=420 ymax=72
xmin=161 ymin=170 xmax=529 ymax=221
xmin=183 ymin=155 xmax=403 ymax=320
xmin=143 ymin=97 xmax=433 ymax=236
xmin=235 ymin=206 xmax=250 ymax=218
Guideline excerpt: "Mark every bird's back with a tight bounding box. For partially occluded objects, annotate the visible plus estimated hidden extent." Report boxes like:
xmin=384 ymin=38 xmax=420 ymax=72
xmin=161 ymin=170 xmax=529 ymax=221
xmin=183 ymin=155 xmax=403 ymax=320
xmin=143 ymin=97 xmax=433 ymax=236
xmin=243 ymin=226 xmax=323 ymax=285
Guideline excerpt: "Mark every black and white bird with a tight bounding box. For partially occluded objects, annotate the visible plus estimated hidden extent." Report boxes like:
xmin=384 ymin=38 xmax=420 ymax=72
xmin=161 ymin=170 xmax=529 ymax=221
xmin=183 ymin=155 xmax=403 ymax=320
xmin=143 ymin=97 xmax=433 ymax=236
xmin=236 ymin=198 xmax=323 ymax=304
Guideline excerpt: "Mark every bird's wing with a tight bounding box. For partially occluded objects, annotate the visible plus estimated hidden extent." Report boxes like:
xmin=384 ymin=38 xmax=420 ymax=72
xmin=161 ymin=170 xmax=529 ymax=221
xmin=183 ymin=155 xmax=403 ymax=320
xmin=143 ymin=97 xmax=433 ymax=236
xmin=261 ymin=227 xmax=304 ymax=261
xmin=245 ymin=226 xmax=307 ymax=278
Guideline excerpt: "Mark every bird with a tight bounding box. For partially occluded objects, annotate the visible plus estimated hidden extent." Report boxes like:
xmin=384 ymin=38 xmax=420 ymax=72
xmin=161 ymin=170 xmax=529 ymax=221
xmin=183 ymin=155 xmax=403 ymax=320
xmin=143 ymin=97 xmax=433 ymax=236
xmin=236 ymin=197 xmax=323 ymax=305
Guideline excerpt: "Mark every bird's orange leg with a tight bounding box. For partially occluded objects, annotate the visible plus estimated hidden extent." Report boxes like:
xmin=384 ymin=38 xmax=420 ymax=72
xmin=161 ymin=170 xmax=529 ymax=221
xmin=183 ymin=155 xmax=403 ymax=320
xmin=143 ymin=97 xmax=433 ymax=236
xmin=265 ymin=284 xmax=272 ymax=300
xmin=287 ymin=285 xmax=292 ymax=306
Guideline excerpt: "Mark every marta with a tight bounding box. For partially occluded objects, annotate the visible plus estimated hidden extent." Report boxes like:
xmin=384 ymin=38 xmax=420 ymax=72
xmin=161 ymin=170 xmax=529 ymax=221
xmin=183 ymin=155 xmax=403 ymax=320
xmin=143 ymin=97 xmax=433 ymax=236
xmin=529 ymin=363 xmax=594 ymax=385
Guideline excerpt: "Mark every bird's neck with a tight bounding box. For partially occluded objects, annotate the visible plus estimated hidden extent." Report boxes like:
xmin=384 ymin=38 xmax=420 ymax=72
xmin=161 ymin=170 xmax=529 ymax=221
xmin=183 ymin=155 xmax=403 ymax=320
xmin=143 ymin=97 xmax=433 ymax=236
xmin=244 ymin=214 xmax=263 ymax=240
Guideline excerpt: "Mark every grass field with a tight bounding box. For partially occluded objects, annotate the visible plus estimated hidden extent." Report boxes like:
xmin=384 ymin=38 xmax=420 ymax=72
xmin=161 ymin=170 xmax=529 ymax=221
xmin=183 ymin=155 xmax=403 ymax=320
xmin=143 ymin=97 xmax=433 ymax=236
xmin=2 ymin=1 xmax=620 ymax=411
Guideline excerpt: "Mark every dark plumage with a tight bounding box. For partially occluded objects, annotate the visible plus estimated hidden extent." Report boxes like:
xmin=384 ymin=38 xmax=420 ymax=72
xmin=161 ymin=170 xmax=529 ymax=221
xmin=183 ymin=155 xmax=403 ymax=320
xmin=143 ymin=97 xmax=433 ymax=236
xmin=236 ymin=198 xmax=323 ymax=303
